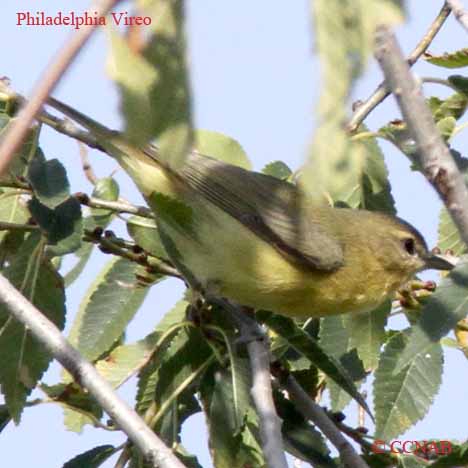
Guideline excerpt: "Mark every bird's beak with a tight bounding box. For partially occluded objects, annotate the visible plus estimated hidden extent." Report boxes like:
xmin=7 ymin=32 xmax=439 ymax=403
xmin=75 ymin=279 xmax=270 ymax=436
xmin=424 ymin=253 xmax=457 ymax=271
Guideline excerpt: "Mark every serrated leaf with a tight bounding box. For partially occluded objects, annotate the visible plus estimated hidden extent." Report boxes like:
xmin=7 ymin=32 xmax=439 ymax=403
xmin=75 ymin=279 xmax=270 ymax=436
xmin=395 ymin=258 xmax=468 ymax=373
xmin=374 ymin=332 xmax=443 ymax=440
xmin=344 ymin=302 xmax=389 ymax=371
xmin=126 ymin=215 xmax=168 ymax=260
xmin=261 ymin=161 xmax=293 ymax=180
xmin=107 ymin=1 xmax=192 ymax=169
xmin=258 ymin=312 xmax=372 ymax=417
xmin=424 ymin=49 xmax=468 ymax=68
xmin=438 ymin=207 xmax=467 ymax=256
xmin=28 ymin=197 xmax=82 ymax=256
xmin=195 ymin=130 xmax=251 ymax=170
xmin=0 ymin=233 xmax=66 ymax=422
xmin=319 ymin=315 xmax=363 ymax=412
xmin=200 ymin=363 xmax=264 ymax=468
xmin=27 ymin=158 xmax=70 ymax=208
xmin=67 ymin=257 xmax=151 ymax=362
xmin=304 ymin=1 xmax=402 ymax=202
xmin=96 ymin=299 xmax=189 ymax=388
xmin=62 ymin=445 xmax=116 ymax=468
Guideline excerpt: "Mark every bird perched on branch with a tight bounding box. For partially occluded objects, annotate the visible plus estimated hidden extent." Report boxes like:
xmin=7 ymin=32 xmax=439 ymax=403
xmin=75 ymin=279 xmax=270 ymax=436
xmin=47 ymin=97 xmax=454 ymax=317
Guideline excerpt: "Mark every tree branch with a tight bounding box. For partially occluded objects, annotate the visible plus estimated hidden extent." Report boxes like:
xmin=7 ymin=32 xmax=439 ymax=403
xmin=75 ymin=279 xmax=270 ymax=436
xmin=375 ymin=26 xmax=468 ymax=247
xmin=282 ymin=375 xmax=370 ymax=468
xmin=347 ymin=2 xmax=451 ymax=132
xmin=0 ymin=274 xmax=186 ymax=468
xmin=0 ymin=0 xmax=122 ymax=176
xmin=447 ymin=0 xmax=468 ymax=31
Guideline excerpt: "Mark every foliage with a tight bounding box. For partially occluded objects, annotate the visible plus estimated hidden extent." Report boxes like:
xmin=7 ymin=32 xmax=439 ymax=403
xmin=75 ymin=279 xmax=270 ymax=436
xmin=1 ymin=1 xmax=468 ymax=467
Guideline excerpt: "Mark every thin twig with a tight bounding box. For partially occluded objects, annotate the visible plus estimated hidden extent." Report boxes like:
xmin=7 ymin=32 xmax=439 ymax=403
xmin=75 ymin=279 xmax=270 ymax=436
xmin=375 ymin=26 xmax=468 ymax=248
xmin=282 ymin=375 xmax=370 ymax=468
xmin=78 ymin=193 xmax=155 ymax=219
xmin=79 ymin=142 xmax=98 ymax=185
xmin=208 ymin=298 xmax=288 ymax=468
xmin=0 ymin=274 xmax=186 ymax=468
xmin=447 ymin=0 xmax=468 ymax=31
xmin=0 ymin=0 xmax=122 ymax=176
xmin=347 ymin=2 xmax=451 ymax=133
xmin=84 ymin=230 xmax=181 ymax=279
xmin=0 ymin=221 xmax=38 ymax=232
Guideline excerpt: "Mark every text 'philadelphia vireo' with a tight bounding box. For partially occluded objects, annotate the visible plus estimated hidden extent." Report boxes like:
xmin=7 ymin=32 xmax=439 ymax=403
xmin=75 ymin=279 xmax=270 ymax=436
xmin=48 ymin=98 xmax=454 ymax=318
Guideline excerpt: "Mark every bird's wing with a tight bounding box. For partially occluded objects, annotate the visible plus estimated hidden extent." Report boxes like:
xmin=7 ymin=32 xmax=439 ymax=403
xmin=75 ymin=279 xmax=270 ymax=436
xmin=175 ymin=151 xmax=344 ymax=271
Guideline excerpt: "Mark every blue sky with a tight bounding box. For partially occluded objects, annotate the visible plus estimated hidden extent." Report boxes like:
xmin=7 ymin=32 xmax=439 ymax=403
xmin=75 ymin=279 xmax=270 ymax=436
xmin=1 ymin=1 xmax=468 ymax=466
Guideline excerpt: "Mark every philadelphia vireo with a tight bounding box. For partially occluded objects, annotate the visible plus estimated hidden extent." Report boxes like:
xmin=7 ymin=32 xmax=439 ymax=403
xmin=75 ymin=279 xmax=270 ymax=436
xmin=47 ymin=98 xmax=454 ymax=318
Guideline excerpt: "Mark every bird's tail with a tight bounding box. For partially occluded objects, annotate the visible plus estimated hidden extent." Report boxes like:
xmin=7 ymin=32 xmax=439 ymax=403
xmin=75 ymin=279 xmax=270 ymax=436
xmin=46 ymin=97 xmax=169 ymax=198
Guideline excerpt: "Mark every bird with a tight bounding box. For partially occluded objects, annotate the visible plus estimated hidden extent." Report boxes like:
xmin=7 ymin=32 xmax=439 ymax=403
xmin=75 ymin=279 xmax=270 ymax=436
xmin=47 ymin=97 xmax=454 ymax=318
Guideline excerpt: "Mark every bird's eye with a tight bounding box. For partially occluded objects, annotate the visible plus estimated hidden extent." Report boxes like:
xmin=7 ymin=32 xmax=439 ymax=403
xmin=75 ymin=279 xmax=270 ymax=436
xmin=403 ymin=238 xmax=416 ymax=255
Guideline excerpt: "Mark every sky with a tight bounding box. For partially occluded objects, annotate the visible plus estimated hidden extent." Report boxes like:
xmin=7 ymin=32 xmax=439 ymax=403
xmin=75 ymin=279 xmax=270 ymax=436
xmin=1 ymin=1 xmax=468 ymax=467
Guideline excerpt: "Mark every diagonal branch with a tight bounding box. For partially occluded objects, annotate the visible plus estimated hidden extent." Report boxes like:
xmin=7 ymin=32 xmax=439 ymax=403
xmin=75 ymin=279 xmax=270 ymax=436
xmin=0 ymin=0 xmax=122 ymax=176
xmin=447 ymin=0 xmax=468 ymax=31
xmin=347 ymin=2 xmax=451 ymax=133
xmin=375 ymin=25 xmax=468 ymax=247
xmin=0 ymin=274 xmax=186 ymax=468
xmin=282 ymin=374 xmax=370 ymax=468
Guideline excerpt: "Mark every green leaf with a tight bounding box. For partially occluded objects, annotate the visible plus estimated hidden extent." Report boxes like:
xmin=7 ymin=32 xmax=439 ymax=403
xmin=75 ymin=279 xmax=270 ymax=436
xmin=200 ymin=363 xmax=264 ymax=468
xmin=41 ymin=382 xmax=103 ymax=433
xmin=399 ymin=456 xmax=430 ymax=468
xmin=149 ymin=192 xmax=193 ymax=232
xmin=304 ymin=1 xmax=402 ymax=202
xmin=374 ymin=332 xmax=443 ymax=440
xmin=344 ymin=302 xmax=389 ymax=371
xmin=126 ymin=215 xmax=168 ymax=260
xmin=27 ymin=158 xmax=70 ymax=208
xmin=438 ymin=207 xmax=467 ymax=256
xmin=28 ymin=197 xmax=82 ymax=256
xmin=88 ymin=177 xmax=120 ymax=219
xmin=67 ymin=257 xmax=151 ymax=362
xmin=0 ymin=117 xmax=43 ymax=185
xmin=0 ymin=233 xmax=66 ymax=422
xmin=96 ymin=299 xmax=189 ymax=388
xmin=62 ymin=445 xmax=116 ymax=468
xmin=107 ymin=1 xmax=192 ymax=168
xmin=152 ymin=327 xmax=212 ymax=416
xmin=0 ymin=190 xmax=30 ymax=244
xmin=395 ymin=258 xmax=468 ymax=373
xmin=195 ymin=130 xmax=251 ymax=170
xmin=319 ymin=315 xmax=366 ymax=412
xmin=0 ymin=405 xmax=11 ymax=433
xmin=258 ymin=312 xmax=372 ymax=417
xmin=424 ymin=49 xmax=468 ymax=68
xmin=436 ymin=116 xmax=456 ymax=141
xmin=449 ymin=75 xmax=468 ymax=97
xmin=429 ymin=441 xmax=468 ymax=467
xmin=261 ymin=161 xmax=293 ymax=180
xmin=428 ymin=93 xmax=468 ymax=122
